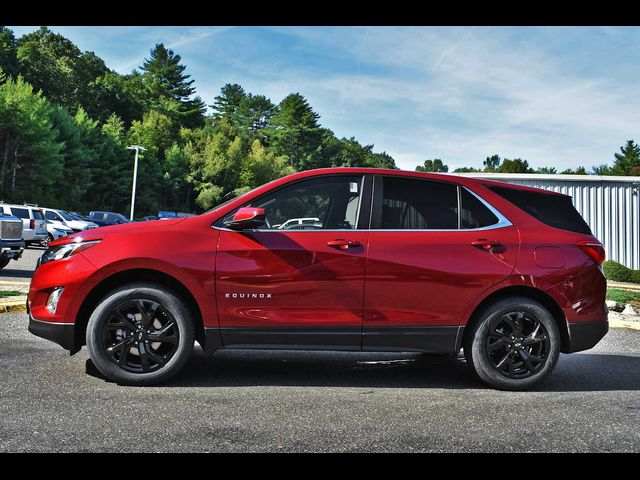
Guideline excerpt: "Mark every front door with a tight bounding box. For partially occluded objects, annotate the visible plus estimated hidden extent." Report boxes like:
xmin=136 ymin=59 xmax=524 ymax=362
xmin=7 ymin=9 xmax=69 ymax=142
xmin=215 ymin=174 xmax=371 ymax=350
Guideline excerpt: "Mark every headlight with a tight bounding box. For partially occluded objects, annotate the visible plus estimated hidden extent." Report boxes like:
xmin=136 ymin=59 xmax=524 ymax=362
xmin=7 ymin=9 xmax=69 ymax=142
xmin=37 ymin=240 xmax=101 ymax=267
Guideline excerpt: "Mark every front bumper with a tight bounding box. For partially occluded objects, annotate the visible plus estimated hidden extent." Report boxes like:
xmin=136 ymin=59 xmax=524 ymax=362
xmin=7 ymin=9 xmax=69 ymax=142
xmin=566 ymin=320 xmax=609 ymax=353
xmin=0 ymin=239 xmax=25 ymax=259
xmin=28 ymin=315 xmax=77 ymax=353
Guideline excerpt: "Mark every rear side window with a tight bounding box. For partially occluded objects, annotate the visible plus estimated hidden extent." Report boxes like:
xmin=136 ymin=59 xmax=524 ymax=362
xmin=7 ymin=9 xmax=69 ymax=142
xmin=381 ymin=177 xmax=458 ymax=229
xmin=32 ymin=209 xmax=44 ymax=220
xmin=486 ymin=185 xmax=592 ymax=235
xmin=10 ymin=207 xmax=29 ymax=219
xmin=460 ymin=189 xmax=499 ymax=229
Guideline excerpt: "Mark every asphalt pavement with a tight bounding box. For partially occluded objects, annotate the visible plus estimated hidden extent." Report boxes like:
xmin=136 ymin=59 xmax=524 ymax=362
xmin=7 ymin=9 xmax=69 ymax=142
xmin=1 ymin=310 xmax=639 ymax=452
xmin=0 ymin=246 xmax=42 ymax=283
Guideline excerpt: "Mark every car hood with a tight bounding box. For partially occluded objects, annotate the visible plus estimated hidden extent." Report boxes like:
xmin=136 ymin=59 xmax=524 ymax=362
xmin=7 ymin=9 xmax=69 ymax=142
xmin=66 ymin=220 xmax=97 ymax=229
xmin=49 ymin=218 xmax=188 ymax=246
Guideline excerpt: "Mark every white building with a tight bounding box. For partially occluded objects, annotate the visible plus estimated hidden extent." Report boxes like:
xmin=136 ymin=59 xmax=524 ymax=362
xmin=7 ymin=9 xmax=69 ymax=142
xmin=454 ymin=173 xmax=640 ymax=270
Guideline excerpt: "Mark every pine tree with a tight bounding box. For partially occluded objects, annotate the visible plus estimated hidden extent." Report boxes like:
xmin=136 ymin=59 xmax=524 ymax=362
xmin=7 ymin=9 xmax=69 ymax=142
xmin=141 ymin=44 xmax=205 ymax=129
xmin=612 ymin=140 xmax=640 ymax=176
xmin=211 ymin=83 xmax=247 ymax=121
xmin=264 ymin=93 xmax=322 ymax=170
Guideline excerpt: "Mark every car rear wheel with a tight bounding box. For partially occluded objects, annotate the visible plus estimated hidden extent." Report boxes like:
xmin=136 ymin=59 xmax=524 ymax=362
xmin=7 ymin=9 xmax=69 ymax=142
xmin=86 ymin=283 xmax=194 ymax=385
xmin=0 ymin=258 xmax=10 ymax=269
xmin=464 ymin=297 xmax=560 ymax=390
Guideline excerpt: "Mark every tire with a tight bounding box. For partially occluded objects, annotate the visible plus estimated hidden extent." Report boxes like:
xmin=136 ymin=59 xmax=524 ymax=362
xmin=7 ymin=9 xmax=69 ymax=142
xmin=0 ymin=258 xmax=10 ymax=269
xmin=86 ymin=283 xmax=194 ymax=385
xmin=464 ymin=297 xmax=560 ymax=391
xmin=41 ymin=234 xmax=53 ymax=247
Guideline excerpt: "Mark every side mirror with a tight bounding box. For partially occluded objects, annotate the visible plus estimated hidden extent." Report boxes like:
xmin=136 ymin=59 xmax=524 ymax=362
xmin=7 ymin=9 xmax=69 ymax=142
xmin=226 ymin=207 xmax=266 ymax=230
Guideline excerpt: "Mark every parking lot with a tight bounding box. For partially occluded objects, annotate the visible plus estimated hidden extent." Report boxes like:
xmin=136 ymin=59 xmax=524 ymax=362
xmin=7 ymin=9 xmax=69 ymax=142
xmin=1 ymin=304 xmax=639 ymax=452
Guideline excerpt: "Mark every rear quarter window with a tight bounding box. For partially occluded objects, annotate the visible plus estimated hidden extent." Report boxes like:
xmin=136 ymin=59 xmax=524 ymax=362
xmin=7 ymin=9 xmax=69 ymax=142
xmin=486 ymin=185 xmax=592 ymax=235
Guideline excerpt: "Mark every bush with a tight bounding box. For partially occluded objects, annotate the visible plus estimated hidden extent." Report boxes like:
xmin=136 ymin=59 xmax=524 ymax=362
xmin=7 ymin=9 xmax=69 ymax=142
xmin=602 ymin=260 xmax=640 ymax=284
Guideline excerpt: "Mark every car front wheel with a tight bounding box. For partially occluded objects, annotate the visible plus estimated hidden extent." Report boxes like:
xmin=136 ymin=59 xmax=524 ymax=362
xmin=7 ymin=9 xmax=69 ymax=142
xmin=464 ymin=297 xmax=560 ymax=391
xmin=86 ymin=283 xmax=194 ymax=385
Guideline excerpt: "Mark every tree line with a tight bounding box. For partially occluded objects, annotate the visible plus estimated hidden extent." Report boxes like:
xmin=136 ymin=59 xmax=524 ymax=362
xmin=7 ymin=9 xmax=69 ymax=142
xmin=0 ymin=26 xmax=395 ymax=215
xmin=416 ymin=144 xmax=640 ymax=176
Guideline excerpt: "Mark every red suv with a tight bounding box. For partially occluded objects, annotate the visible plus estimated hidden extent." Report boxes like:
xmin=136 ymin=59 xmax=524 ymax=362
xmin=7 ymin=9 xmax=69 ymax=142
xmin=27 ymin=168 xmax=608 ymax=390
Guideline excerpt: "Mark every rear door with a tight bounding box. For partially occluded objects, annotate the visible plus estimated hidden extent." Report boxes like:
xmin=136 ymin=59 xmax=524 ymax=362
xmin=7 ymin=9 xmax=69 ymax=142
xmin=215 ymin=174 xmax=371 ymax=350
xmin=363 ymin=175 xmax=519 ymax=353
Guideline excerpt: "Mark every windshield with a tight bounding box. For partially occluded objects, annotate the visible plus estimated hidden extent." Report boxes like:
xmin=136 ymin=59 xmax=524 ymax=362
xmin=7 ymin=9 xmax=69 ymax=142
xmin=58 ymin=210 xmax=76 ymax=221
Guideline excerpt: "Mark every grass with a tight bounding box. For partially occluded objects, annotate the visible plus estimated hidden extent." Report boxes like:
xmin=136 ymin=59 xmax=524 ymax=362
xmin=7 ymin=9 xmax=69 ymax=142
xmin=0 ymin=290 xmax=24 ymax=299
xmin=607 ymin=288 xmax=640 ymax=307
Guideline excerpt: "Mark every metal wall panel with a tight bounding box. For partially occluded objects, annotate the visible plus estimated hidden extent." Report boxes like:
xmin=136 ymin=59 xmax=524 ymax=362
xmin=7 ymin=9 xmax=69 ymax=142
xmin=456 ymin=174 xmax=640 ymax=269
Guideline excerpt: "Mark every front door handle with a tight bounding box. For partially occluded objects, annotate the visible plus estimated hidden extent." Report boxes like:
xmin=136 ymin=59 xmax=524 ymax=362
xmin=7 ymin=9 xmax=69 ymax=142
xmin=327 ymin=239 xmax=362 ymax=250
xmin=471 ymin=239 xmax=502 ymax=250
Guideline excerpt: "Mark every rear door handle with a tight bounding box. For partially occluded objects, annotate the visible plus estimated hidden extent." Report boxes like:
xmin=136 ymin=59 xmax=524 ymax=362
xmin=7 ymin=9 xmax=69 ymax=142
xmin=327 ymin=239 xmax=362 ymax=250
xmin=471 ymin=239 xmax=502 ymax=250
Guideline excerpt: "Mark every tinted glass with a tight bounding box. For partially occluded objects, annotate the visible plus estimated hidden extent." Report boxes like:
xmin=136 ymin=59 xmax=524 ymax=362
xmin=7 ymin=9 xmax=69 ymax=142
xmin=460 ymin=188 xmax=499 ymax=229
xmin=10 ymin=207 xmax=29 ymax=219
xmin=381 ymin=177 xmax=458 ymax=229
xmin=240 ymin=176 xmax=363 ymax=230
xmin=32 ymin=209 xmax=44 ymax=220
xmin=487 ymin=185 xmax=592 ymax=235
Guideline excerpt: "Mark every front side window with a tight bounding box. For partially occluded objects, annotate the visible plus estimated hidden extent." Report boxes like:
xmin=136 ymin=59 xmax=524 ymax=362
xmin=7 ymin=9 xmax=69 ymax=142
xmin=222 ymin=175 xmax=364 ymax=230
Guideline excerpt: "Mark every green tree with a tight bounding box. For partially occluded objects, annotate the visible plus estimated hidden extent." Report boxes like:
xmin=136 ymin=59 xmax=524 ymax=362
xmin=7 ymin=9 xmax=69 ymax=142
xmin=264 ymin=93 xmax=323 ymax=170
xmin=453 ymin=166 xmax=481 ymax=173
xmin=141 ymin=44 xmax=205 ymax=129
xmin=211 ymin=83 xmax=246 ymax=121
xmin=0 ymin=76 xmax=63 ymax=204
xmin=416 ymin=158 xmax=448 ymax=172
xmin=0 ymin=27 xmax=19 ymax=79
xmin=561 ymin=166 xmax=588 ymax=175
xmin=235 ymin=94 xmax=275 ymax=134
xmin=16 ymin=27 xmax=108 ymax=112
xmin=498 ymin=158 xmax=532 ymax=173
xmin=127 ymin=110 xmax=177 ymax=214
xmin=592 ymin=164 xmax=612 ymax=175
xmin=612 ymin=140 xmax=640 ymax=176
xmin=535 ymin=167 xmax=557 ymax=174
xmin=483 ymin=154 xmax=501 ymax=172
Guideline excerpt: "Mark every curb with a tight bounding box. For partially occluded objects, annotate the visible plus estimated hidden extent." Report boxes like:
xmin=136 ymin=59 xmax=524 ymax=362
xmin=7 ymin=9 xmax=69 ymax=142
xmin=608 ymin=281 xmax=640 ymax=292
xmin=0 ymin=297 xmax=27 ymax=314
xmin=609 ymin=318 xmax=640 ymax=331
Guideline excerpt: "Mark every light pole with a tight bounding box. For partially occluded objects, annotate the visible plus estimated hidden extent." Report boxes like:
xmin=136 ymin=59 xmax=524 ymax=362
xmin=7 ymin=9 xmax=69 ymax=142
xmin=127 ymin=145 xmax=147 ymax=221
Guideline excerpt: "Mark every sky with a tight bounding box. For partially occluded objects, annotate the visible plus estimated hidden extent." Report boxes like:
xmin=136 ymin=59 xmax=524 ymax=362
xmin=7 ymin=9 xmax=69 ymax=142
xmin=8 ymin=26 xmax=640 ymax=172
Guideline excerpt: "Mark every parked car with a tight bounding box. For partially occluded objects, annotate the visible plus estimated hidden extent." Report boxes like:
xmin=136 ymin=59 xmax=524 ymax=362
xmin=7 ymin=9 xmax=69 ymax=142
xmin=0 ymin=213 xmax=24 ymax=269
xmin=272 ymin=217 xmax=321 ymax=229
xmin=88 ymin=211 xmax=130 ymax=227
xmin=43 ymin=220 xmax=72 ymax=246
xmin=41 ymin=208 xmax=98 ymax=233
xmin=0 ymin=204 xmax=47 ymax=246
xmin=68 ymin=212 xmax=90 ymax=222
xmin=28 ymin=168 xmax=608 ymax=389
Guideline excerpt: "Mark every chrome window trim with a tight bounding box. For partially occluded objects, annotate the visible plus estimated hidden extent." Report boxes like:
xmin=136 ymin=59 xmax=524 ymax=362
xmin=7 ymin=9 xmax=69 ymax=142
xmin=212 ymin=186 xmax=512 ymax=233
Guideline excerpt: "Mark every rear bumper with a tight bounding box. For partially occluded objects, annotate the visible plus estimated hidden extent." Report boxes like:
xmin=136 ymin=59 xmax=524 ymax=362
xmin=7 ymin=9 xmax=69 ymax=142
xmin=566 ymin=320 xmax=609 ymax=353
xmin=28 ymin=316 xmax=77 ymax=353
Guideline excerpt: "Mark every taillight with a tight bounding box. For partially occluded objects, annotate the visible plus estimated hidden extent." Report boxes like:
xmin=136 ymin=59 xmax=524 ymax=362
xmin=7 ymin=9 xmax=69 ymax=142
xmin=30 ymin=219 xmax=35 ymax=230
xmin=577 ymin=240 xmax=606 ymax=265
